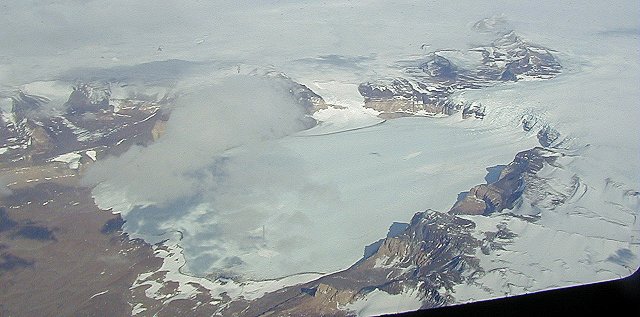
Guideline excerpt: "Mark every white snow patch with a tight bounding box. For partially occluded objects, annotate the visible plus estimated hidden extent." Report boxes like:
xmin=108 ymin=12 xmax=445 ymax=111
xmin=92 ymin=182 xmax=153 ymax=215
xmin=310 ymin=81 xmax=365 ymax=109
xmin=89 ymin=290 xmax=109 ymax=300
xmin=298 ymin=106 xmax=383 ymax=136
xmin=21 ymin=81 xmax=72 ymax=101
xmin=403 ymin=151 xmax=422 ymax=160
xmin=343 ymin=288 xmax=423 ymax=317
xmin=131 ymin=232 xmax=323 ymax=305
xmin=239 ymin=272 xmax=324 ymax=301
xmin=85 ymin=150 xmax=97 ymax=161
xmin=59 ymin=116 xmax=102 ymax=142
xmin=51 ymin=152 xmax=82 ymax=170
xmin=110 ymin=100 xmax=123 ymax=113
xmin=131 ymin=303 xmax=147 ymax=315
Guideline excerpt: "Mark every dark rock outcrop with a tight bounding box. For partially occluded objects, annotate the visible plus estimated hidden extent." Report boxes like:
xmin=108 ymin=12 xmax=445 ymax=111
xmin=419 ymin=53 xmax=458 ymax=80
xmin=537 ymin=125 xmax=562 ymax=147
xmin=224 ymin=211 xmax=481 ymax=316
xmin=264 ymin=71 xmax=328 ymax=113
xmin=11 ymin=92 xmax=49 ymax=121
xmin=1 ymin=74 xmax=325 ymax=165
xmin=480 ymin=223 xmax=517 ymax=255
xmin=65 ymin=84 xmax=111 ymax=115
xmin=289 ymin=82 xmax=328 ymax=113
xmin=101 ymin=216 xmax=126 ymax=235
xmin=358 ymin=78 xmax=461 ymax=116
xmin=359 ymin=25 xmax=562 ymax=118
xmin=462 ymin=102 xmax=486 ymax=119
xmin=450 ymin=147 xmax=557 ymax=215
xmin=479 ymin=31 xmax=562 ymax=81
xmin=223 ymin=131 xmax=580 ymax=315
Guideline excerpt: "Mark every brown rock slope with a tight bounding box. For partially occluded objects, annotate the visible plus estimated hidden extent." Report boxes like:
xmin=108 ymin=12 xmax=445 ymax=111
xmin=223 ymin=211 xmax=480 ymax=316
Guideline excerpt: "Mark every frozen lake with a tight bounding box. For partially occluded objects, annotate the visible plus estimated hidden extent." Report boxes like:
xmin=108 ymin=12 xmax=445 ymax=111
xmin=111 ymin=115 xmax=537 ymax=280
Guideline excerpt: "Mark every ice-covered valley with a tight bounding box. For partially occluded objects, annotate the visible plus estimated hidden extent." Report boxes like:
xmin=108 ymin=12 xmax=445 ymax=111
xmin=94 ymin=111 xmax=538 ymax=280
xmin=2 ymin=1 xmax=638 ymax=316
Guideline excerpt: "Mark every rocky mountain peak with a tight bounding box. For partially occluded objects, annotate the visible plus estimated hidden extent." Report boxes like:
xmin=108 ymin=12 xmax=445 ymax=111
xmin=450 ymin=147 xmax=559 ymax=216
xmin=65 ymin=83 xmax=111 ymax=115
xmin=419 ymin=53 xmax=457 ymax=79
xmin=11 ymin=92 xmax=50 ymax=121
xmin=359 ymin=26 xmax=561 ymax=118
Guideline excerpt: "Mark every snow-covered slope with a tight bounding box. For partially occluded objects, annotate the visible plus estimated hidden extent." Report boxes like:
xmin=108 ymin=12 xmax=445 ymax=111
xmin=445 ymin=38 xmax=640 ymax=301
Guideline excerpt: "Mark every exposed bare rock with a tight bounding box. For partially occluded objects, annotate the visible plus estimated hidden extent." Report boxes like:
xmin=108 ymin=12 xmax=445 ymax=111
xmin=359 ymin=26 xmax=561 ymax=118
xmin=0 ymin=182 xmax=163 ymax=317
xmin=221 ymin=135 xmax=580 ymax=315
xmin=0 ymin=73 xmax=333 ymax=315
xmin=480 ymin=223 xmax=517 ymax=255
xmin=462 ymin=101 xmax=486 ymax=119
xmin=419 ymin=53 xmax=458 ymax=80
xmin=450 ymin=147 xmax=559 ymax=215
xmin=263 ymin=71 xmax=328 ymax=113
xmin=1 ymin=92 xmax=167 ymax=166
xmin=151 ymin=118 xmax=168 ymax=141
xmin=358 ymin=78 xmax=461 ymax=116
xmin=290 ymin=81 xmax=328 ymax=113
xmin=480 ymin=31 xmax=562 ymax=81
xmin=10 ymin=92 xmax=49 ymax=121
xmin=521 ymin=114 xmax=541 ymax=132
xmin=65 ymin=83 xmax=111 ymax=115
xmin=223 ymin=211 xmax=481 ymax=316
xmin=29 ymin=124 xmax=54 ymax=155
xmin=537 ymin=125 xmax=562 ymax=147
